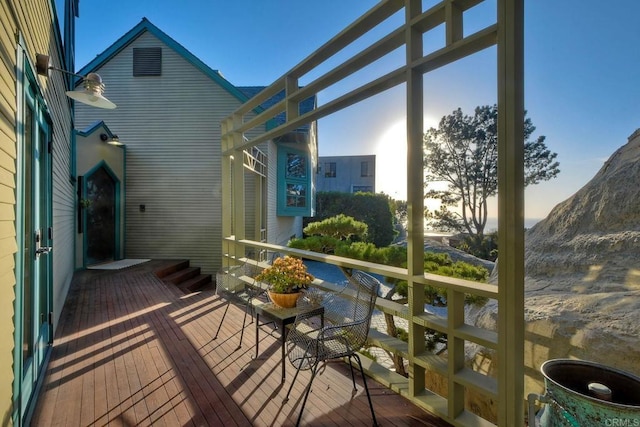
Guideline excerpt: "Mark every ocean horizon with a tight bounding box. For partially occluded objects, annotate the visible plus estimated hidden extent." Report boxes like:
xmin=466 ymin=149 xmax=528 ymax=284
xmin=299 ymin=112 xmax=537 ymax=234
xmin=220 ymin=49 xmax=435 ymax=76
xmin=424 ymin=217 xmax=543 ymax=235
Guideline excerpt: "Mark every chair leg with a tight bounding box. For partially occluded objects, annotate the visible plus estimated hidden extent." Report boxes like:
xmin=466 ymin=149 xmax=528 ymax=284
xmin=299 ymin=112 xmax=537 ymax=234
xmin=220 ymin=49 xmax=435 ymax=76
xmin=284 ymin=360 xmax=303 ymax=403
xmin=284 ymin=340 xmax=315 ymax=403
xmin=347 ymin=354 xmax=358 ymax=391
xmin=296 ymin=363 xmax=319 ymax=427
xmin=353 ymin=354 xmax=378 ymax=426
xmin=213 ymin=300 xmax=231 ymax=340
xmin=237 ymin=298 xmax=253 ymax=350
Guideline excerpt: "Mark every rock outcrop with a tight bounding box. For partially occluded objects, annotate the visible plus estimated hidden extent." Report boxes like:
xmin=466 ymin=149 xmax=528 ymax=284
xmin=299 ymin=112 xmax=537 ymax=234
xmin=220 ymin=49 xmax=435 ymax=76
xmin=423 ymin=238 xmax=495 ymax=272
xmin=473 ymin=128 xmax=640 ymax=395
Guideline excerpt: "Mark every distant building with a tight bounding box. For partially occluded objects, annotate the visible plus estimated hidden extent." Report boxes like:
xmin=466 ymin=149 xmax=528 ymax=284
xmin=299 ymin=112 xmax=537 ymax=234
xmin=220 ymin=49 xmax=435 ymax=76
xmin=316 ymin=155 xmax=375 ymax=193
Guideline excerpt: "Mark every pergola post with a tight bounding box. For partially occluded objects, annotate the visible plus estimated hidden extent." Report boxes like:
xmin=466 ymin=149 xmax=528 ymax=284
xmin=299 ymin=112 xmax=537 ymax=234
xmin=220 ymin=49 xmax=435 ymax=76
xmin=497 ymin=0 xmax=525 ymax=424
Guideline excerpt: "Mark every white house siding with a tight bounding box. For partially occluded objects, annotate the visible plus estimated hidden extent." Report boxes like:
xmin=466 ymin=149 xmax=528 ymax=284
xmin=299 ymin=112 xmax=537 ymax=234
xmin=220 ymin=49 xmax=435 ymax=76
xmin=74 ymin=31 xmax=245 ymax=275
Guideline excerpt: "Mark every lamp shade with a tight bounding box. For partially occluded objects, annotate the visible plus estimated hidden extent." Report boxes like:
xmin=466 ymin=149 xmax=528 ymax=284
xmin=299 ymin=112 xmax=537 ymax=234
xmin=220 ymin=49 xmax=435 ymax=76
xmin=66 ymin=73 xmax=117 ymax=109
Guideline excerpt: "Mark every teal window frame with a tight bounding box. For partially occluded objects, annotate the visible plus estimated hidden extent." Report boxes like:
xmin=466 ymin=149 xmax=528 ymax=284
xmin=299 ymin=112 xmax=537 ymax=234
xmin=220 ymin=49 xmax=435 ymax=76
xmin=277 ymin=146 xmax=312 ymax=216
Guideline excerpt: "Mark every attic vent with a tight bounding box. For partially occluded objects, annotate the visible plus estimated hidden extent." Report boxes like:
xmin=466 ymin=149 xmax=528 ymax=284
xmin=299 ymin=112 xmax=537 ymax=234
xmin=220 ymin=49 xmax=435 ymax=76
xmin=133 ymin=47 xmax=162 ymax=76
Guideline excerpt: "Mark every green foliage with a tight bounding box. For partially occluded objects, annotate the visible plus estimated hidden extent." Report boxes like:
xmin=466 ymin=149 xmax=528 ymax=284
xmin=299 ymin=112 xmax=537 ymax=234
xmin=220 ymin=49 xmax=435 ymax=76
xmin=359 ymin=348 xmax=377 ymax=361
xmin=425 ymin=331 xmax=448 ymax=353
xmin=454 ymin=232 xmax=498 ymax=261
xmin=288 ymin=235 xmax=349 ymax=255
xmin=308 ymin=192 xmax=396 ymax=247
xmin=303 ymin=214 xmax=368 ymax=241
xmin=336 ymin=241 xmax=379 ymax=262
xmin=334 ymin=242 xmax=407 ymax=267
xmin=424 ymin=252 xmax=488 ymax=281
xmin=288 ymin=221 xmax=490 ymax=358
xmin=423 ymin=105 xmax=560 ymax=246
xmin=396 ymin=327 xmax=408 ymax=342
xmin=389 ymin=317 xmax=447 ymax=353
xmin=313 ymin=239 xmax=489 ymax=307
xmin=390 ymin=198 xmax=407 ymax=226
xmin=392 ymin=251 xmax=488 ymax=306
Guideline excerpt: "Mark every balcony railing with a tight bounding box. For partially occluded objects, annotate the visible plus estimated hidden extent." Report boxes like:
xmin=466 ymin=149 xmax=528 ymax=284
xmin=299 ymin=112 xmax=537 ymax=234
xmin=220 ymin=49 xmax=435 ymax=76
xmin=221 ymin=1 xmax=524 ymax=425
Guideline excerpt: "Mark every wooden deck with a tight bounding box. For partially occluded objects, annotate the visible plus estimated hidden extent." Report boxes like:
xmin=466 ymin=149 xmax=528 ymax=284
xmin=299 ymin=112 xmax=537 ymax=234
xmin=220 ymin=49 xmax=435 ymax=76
xmin=32 ymin=260 xmax=451 ymax=427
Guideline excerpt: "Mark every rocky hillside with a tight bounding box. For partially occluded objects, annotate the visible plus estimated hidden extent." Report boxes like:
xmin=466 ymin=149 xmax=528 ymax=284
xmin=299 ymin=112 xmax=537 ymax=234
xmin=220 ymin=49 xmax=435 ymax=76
xmin=526 ymin=128 xmax=640 ymax=282
xmin=474 ymin=128 xmax=640 ymax=393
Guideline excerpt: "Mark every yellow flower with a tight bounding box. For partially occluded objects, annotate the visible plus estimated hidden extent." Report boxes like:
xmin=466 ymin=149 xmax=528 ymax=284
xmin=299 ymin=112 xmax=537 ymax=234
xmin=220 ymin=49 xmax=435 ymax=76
xmin=255 ymin=256 xmax=314 ymax=294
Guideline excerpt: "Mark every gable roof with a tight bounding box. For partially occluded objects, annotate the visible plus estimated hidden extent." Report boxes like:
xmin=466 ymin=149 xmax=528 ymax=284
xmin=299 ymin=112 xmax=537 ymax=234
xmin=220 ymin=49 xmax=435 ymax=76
xmin=76 ymin=120 xmax=116 ymax=138
xmin=77 ymin=18 xmax=316 ymax=132
xmin=76 ymin=18 xmax=250 ymax=105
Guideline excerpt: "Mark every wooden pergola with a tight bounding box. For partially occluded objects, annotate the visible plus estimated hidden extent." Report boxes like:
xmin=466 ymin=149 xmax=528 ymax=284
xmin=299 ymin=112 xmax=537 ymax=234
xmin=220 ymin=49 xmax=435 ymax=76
xmin=221 ymin=1 xmax=524 ymax=425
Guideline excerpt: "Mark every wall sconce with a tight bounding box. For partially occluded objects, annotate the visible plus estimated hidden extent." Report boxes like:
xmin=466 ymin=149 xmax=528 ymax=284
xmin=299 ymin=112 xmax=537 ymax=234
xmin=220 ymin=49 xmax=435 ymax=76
xmin=100 ymin=133 xmax=124 ymax=146
xmin=36 ymin=54 xmax=116 ymax=109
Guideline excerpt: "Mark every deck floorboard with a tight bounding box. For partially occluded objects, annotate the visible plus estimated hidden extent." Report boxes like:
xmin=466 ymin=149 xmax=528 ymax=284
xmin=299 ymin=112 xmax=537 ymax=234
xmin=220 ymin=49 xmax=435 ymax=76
xmin=32 ymin=260 xmax=452 ymax=427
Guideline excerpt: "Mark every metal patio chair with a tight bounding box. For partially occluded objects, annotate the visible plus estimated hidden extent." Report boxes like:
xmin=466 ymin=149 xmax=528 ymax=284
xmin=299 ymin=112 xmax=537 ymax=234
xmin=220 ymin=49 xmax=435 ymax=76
xmin=284 ymin=270 xmax=380 ymax=426
xmin=213 ymin=255 xmax=267 ymax=349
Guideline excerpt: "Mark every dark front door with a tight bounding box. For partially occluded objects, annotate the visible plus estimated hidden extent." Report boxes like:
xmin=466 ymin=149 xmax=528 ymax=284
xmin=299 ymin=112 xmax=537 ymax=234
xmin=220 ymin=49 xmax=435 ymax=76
xmin=85 ymin=165 xmax=117 ymax=265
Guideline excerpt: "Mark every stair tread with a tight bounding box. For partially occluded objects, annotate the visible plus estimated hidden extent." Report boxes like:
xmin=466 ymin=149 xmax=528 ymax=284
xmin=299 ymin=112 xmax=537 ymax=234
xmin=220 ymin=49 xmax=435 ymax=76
xmin=153 ymin=260 xmax=211 ymax=294
xmin=154 ymin=260 xmax=190 ymax=278
xmin=163 ymin=267 xmax=200 ymax=283
xmin=178 ymin=274 xmax=212 ymax=292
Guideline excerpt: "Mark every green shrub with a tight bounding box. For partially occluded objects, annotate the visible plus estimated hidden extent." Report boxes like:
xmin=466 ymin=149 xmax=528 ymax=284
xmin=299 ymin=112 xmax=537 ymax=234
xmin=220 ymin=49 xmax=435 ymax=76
xmin=308 ymin=192 xmax=396 ymax=247
xmin=288 ymin=235 xmax=344 ymax=254
xmin=303 ymin=214 xmax=368 ymax=241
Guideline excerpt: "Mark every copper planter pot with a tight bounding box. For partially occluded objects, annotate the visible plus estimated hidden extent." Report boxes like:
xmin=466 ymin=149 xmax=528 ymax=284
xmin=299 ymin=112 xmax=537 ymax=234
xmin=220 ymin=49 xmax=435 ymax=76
xmin=267 ymin=291 xmax=301 ymax=308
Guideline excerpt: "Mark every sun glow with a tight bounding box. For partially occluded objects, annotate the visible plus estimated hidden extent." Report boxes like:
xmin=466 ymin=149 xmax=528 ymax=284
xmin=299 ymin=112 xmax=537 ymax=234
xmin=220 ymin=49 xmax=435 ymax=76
xmin=375 ymin=116 xmax=439 ymax=212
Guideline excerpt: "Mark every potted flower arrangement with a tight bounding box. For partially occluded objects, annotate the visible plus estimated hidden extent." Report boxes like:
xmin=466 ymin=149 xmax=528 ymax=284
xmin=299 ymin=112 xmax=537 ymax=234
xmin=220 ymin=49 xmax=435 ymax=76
xmin=255 ymin=256 xmax=314 ymax=308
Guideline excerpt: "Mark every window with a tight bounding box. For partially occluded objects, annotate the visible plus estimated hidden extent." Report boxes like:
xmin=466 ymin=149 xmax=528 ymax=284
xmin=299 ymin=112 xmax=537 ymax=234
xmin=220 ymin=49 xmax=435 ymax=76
xmin=285 ymin=153 xmax=307 ymax=208
xmin=133 ymin=47 xmax=162 ymax=76
xmin=277 ymin=148 xmax=312 ymax=216
xmin=361 ymin=160 xmax=374 ymax=177
xmin=324 ymin=162 xmax=336 ymax=178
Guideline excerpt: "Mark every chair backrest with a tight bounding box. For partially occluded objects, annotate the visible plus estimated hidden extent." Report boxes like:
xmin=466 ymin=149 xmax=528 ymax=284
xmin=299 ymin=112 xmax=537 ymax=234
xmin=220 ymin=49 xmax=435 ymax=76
xmin=287 ymin=270 xmax=381 ymax=368
xmin=347 ymin=270 xmax=380 ymax=336
xmin=322 ymin=270 xmax=380 ymax=353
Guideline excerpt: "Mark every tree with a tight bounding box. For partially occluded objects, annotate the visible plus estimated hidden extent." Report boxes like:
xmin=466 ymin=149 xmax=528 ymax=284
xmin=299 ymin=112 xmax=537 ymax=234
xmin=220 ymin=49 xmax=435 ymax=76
xmin=297 ymin=214 xmax=368 ymax=254
xmin=307 ymin=192 xmax=396 ymax=247
xmin=423 ymin=105 xmax=560 ymax=244
xmin=289 ymin=215 xmax=489 ymax=376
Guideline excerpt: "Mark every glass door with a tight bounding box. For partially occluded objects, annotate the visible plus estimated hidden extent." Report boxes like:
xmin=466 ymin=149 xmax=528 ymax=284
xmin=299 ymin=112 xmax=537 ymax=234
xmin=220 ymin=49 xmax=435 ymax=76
xmin=17 ymin=59 xmax=53 ymax=423
xmin=85 ymin=165 xmax=117 ymax=265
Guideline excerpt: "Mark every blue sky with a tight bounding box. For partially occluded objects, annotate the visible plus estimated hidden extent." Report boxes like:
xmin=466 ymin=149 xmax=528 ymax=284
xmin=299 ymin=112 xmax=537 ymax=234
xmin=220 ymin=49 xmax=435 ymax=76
xmin=59 ymin=1 xmax=640 ymax=225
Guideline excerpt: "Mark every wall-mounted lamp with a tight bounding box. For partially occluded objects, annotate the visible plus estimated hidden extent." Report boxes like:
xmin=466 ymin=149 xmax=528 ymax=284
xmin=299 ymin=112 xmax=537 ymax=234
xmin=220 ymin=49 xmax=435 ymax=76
xmin=36 ymin=54 xmax=117 ymax=109
xmin=100 ymin=133 xmax=124 ymax=146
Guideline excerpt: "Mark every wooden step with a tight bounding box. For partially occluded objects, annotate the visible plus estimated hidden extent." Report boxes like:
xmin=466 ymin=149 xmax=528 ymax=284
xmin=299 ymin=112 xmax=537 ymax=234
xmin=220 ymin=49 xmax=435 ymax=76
xmin=154 ymin=260 xmax=213 ymax=294
xmin=153 ymin=259 xmax=212 ymax=293
xmin=178 ymin=274 xmax=213 ymax=292
xmin=163 ymin=267 xmax=200 ymax=285
xmin=154 ymin=260 xmax=190 ymax=279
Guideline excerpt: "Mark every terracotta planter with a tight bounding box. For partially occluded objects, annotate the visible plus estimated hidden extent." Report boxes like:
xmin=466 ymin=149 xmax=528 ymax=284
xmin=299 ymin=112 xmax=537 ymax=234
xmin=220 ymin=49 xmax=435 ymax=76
xmin=267 ymin=291 xmax=301 ymax=308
